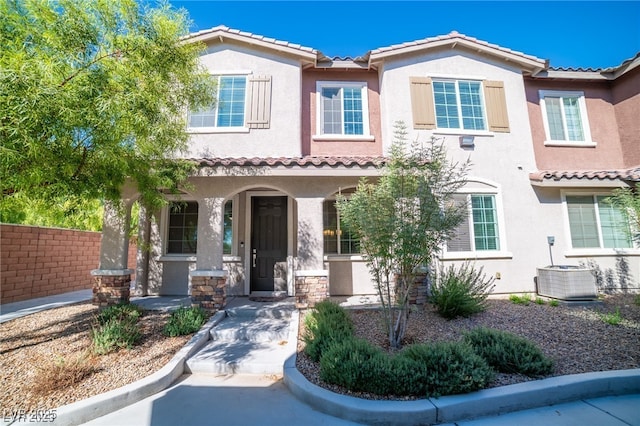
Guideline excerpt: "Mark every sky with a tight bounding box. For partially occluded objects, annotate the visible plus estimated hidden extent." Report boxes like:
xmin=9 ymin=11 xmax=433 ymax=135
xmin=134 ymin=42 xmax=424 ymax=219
xmin=166 ymin=1 xmax=640 ymax=70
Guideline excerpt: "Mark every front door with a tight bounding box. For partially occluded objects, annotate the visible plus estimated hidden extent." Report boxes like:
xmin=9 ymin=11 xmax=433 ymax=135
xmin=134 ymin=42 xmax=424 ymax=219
xmin=250 ymin=196 xmax=288 ymax=292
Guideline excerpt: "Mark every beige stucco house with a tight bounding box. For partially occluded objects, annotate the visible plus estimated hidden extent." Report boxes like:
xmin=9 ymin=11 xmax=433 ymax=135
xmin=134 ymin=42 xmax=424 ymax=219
xmin=91 ymin=27 xmax=639 ymax=308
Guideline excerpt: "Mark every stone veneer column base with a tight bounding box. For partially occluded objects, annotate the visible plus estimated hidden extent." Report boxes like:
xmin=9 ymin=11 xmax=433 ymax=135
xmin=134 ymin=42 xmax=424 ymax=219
xmin=294 ymin=270 xmax=329 ymax=309
xmin=190 ymin=270 xmax=227 ymax=312
xmin=408 ymin=273 xmax=429 ymax=305
xmin=91 ymin=269 xmax=133 ymax=307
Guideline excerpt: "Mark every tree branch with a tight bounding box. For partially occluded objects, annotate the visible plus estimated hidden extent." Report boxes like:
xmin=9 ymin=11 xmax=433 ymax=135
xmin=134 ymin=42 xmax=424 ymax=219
xmin=59 ymin=50 xmax=124 ymax=87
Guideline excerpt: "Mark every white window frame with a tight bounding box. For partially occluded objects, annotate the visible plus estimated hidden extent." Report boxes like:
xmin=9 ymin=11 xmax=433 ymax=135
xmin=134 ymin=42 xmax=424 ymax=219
xmin=441 ymin=185 xmax=512 ymax=260
xmin=188 ymin=71 xmax=251 ymax=134
xmin=562 ymin=191 xmax=638 ymax=256
xmin=313 ymin=81 xmax=373 ymax=141
xmin=539 ymin=90 xmax=596 ymax=147
xmin=432 ymin=78 xmax=488 ymax=133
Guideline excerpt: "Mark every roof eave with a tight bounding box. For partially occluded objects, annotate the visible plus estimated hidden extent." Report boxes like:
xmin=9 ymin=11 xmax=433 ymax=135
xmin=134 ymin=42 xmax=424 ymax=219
xmin=186 ymin=29 xmax=318 ymax=64
xmin=368 ymin=38 xmax=547 ymax=73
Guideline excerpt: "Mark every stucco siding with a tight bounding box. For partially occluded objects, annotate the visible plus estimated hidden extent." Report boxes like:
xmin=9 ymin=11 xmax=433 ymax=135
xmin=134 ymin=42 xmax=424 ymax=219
xmin=377 ymin=50 xmax=550 ymax=293
xmin=185 ymin=43 xmax=303 ymax=158
xmin=611 ymin=68 xmax=640 ymax=167
xmin=525 ymin=79 xmax=626 ymax=170
xmin=301 ymin=70 xmax=383 ymax=156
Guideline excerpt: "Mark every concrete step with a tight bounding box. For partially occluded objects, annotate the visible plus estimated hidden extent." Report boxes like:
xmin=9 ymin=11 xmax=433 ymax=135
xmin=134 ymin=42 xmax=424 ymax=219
xmin=184 ymin=339 xmax=294 ymax=375
xmin=210 ymin=315 xmax=291 ymax=343
xmin=225 ymin=304 xmax=295 ymax=319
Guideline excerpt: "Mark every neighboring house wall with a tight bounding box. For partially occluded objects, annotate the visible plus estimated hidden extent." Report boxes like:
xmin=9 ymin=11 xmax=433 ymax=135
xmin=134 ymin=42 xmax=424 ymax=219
xmin=524 ymin=68 xmax=640 ymax=293
xmin=1 ymin=224 xmax=137 ymax=304
xmin=526 ymin=80 xmax=626 ymax=170
xmin=377 ymin=49 xmax=549 ymax=293
xmin=301 ymin=69 xmax=383 ymax=156
xmin=611 ymin=67 xmax=640 ymax=167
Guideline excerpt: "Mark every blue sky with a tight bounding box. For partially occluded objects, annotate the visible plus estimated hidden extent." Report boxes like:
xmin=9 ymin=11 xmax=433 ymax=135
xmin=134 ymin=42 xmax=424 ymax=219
xmin=166 ymin=1 xmax=640 ymax=69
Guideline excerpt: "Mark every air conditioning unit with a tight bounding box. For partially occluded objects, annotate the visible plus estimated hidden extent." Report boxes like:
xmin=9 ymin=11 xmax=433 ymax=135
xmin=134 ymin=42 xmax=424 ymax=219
xmin=536 ymin=265 xmax=597 ymax=300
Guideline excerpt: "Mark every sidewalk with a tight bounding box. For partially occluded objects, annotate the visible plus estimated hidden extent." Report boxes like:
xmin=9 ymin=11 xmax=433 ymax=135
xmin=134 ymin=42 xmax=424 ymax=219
xmin=2 ymin=290 xmax=639 ymax=426
xmin=0 ymin=289 xmax=92 ymax=323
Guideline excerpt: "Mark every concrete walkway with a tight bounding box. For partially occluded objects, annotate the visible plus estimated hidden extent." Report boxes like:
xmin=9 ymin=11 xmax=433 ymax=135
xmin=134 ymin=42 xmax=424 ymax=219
xmin=2 ymin=291 xmax=639 ymax=426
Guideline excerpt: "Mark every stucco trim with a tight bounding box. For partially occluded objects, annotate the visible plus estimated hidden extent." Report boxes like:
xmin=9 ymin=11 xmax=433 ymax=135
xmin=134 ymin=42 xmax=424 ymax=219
xmin=543 ymin=141 xmax=597 ymax=148
xmin=439 ymin=251 xmax=514 ymax=261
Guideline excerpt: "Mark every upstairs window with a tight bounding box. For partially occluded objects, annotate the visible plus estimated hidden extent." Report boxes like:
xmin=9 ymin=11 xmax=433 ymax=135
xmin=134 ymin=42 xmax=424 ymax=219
xmin=539 ymin=90 xmax=594 ymax=146
xmin=433 ymin=80 xmax=486 ymax=131
xmin=566 ymin=195 xmax=632 ymax=249
xmin=447 ymin=194 xmax=501 ymax=252
xmin=167 ymin=202 xmax=198 ymax=254
xmin=189 ymin=75 xmax=246 ymax=128
xmin=317 ymin=81 xmax=370 ymax=137
xmin=410 ymin=77 xmax=509 ymax=133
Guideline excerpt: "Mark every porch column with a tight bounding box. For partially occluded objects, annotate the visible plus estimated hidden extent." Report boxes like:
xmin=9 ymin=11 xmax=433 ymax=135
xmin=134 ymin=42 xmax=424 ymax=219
xmin=92 ymin=199 xmax=134 ymax=307
xmin=135 ymin=203 xmax=151 ymax=297
xmin=189 ymin=197 xmax=227 ymax=311
xmin=294 ymin=197 xmax=328 ymax=307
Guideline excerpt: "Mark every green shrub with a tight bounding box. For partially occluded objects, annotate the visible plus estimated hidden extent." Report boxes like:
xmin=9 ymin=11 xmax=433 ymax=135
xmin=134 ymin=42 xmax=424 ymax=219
xmin=509 ymin=293 xmax=532 ymax=305
xmin=96 ymin=302 xmax=143 ymax=325
xmin=549 ymin=299 xmax=559 ymax=307
xmin=303 ymin=300 xmax=354 ymax=361
xmin=634 ymin=294 xmax=640 ymax=307
xmin=399 ymin=341 xmax=494 ymax=397
xmin=463 ymin=327 xmax=554 ymax=377
xmin=429 ymin=262 xmax=495 ymax=319
xmin=320 ymin=337 xmax=395 ymax=395
xmin=163 ymin=306 xmax=208 ymax=337
xmin=535 ymin=297 xmax=546 ymax=305
xmin=92 ymin=318 xmax=141 ymax=355
xmin=599 ymin=308 xmax=622 ymax=326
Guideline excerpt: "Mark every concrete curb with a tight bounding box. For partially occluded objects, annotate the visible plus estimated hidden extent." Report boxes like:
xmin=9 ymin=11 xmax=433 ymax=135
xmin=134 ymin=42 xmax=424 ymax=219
xmin=283 ymin=354 xmax=640 ymax=426
xmin=51 ymin=311 xmax=226 ymax=426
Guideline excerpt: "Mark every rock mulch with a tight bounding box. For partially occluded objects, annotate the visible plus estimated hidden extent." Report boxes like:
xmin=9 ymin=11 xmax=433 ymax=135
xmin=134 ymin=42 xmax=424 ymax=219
xmin=296 ymin=294 xmax=640 ymax=400
xmin=1 ymin=294 xmax=638 ymax=412
xmin=0 ymin=302 xmax=191 ymax=413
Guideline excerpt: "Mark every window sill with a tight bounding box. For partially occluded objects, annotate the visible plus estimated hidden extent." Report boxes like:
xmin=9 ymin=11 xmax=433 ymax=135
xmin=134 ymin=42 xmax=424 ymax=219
xmin=324 ymin=254 xmax=365 ymax=261
xmin=223 ymin=255 xmax=242 ymax=262
xmin=188 ymin=127 xmax=250 ymax=134
xmin=440 ymin=251 xmax=513 ymax=260
xmin=158 ymin=255 xmax=196 ymax=262
xmin=565 ymin=248 xmax=640 ymax=257
xmin=433 ymin=129 xmax=494 ymax=137
xmin=543 ymin=140 xmax=597 ymax=147
xmin=312 ymin=135 xmax=375 ymax=142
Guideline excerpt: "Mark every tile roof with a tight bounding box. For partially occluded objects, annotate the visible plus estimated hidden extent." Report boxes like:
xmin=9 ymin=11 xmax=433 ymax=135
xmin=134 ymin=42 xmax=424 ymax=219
xmin=184 ymin=25 xmax=318 ymax=56
xmin=549 ymin=52 xmax=640 ymax=73
xmin=191 ymin=156 xmax=385 ymax=168
xmin=529 ymin=167 xmax=640 ymax=182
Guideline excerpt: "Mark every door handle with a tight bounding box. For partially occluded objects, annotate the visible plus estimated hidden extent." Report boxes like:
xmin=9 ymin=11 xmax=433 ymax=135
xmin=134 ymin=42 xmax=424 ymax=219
xmin=252 ymin=249 xmax=257 ymax=268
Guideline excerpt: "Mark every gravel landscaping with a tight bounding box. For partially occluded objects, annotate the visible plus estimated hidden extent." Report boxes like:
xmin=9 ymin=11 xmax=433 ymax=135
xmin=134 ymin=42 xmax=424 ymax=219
xmin=296 ymin=294 xmax=640 ymax=400
xmin=0 ymin=302 xmax=191 ymax=413
xmin=1 ymin=293 xmax=638 ymax=413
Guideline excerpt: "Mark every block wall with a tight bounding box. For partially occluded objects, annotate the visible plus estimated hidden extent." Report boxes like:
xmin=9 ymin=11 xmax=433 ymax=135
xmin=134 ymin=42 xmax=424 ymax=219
xmin=1 ymin=224 xmax=137 ymax=304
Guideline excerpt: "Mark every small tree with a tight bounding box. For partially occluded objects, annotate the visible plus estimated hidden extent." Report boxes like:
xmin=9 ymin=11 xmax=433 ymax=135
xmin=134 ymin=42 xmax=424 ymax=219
xmin=337 ymin=121 xmax=470 ymax=348
xmin=1 ymin=0 xmax=216 ymax=212
xmin=607 ymin=187 xmax=640 ymax=244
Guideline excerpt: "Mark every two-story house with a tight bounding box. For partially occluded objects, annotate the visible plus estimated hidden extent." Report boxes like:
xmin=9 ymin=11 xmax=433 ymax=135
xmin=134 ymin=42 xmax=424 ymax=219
xmin=91 ymin=26 xmax=638 ymax=309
